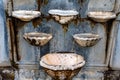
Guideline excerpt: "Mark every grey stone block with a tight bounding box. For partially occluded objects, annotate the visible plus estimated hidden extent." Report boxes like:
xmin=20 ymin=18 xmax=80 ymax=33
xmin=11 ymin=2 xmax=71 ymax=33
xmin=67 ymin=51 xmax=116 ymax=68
xmin=88 ymin=0 xmax=115 ymax=11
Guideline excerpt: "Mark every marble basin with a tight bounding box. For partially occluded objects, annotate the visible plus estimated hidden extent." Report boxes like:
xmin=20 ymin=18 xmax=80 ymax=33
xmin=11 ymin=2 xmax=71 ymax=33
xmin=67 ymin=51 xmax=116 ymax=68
xmin=23 ymin=32 xmax=52 ymax=46
xmin=12 ymin=10 xmax=41 ymax=21
xmin=40 ymin=52 xmax=85 ymax=80
xmin=48 ymin=9 xmax=78 ymax=24
xmin=73 ymin=33 xmax=101 ymax=47
xmin=87 ymin=11 xmax=116 ymax=22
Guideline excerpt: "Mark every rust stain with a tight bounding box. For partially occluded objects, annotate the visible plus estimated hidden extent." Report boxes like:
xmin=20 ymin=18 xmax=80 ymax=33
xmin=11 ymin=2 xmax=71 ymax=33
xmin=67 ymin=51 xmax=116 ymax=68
xmin=13 ymin=18 xmax=27 ymax=29
xmin=32 ymin=14 xmax=52 ymax=27
xmin=44 ymin=0 xmax=49 ymax=5
xmin=32 ymin=17 xmax=42 ymax=27
xmin=0 ymin=69 xmax=15 ymax=80
xmin=104 ymin=71 xmax=120 ymax=80
xmin=73 ymin=17 xmax=80 ymax=25
xmin=72 ymin=18 xmax=87 ymax=29
xmin=37 ymin=0 xmax=48 ymax=10
xmin=78 ymin=17 xmax=86 ymax=22
xmin=46 ymin=15 xmax=53 ymax=21
xmin=78 ymin=0 xmax=85 ymax=6
xmin=73 ymin=19 xmax=78 ymax=25
xmin=62 ymin=24 xmax=69 ymax=33
xmin=37 ymin=0 xmax=41 ymax=10
xmin=89 ymin=20 xmax=95 ymax=29
xmin=44 ymin=68 xmax=81 ymax=80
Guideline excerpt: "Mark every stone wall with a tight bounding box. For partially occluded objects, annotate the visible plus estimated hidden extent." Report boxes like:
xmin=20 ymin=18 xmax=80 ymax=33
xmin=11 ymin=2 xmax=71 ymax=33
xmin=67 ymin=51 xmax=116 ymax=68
xmin=0 ymin=0 xmax=120 ymax=80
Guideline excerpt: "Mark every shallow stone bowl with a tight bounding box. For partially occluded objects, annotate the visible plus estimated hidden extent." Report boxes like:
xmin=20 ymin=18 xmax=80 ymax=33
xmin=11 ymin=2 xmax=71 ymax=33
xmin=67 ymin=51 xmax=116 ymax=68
xmin=87 ymin=11 xmax=116 ymax=22
xmin=73 ymin=33 xmax=101 ymax=47
xmin=12 ymin=10 xmax=41 ymax=21
xmin=48 ymin=9 xmax=78 ymax=24
xmin=40 ymin=52 xmax=85 ymax=80
xmin=23 ymin=32 xmax=52 ymax=46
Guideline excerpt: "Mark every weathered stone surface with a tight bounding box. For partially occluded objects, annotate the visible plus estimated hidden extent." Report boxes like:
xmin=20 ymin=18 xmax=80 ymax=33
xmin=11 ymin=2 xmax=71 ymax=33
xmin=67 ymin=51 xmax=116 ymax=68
xmin=88 ymin=0 xmax=115 ymax=11
xmin=116 ymin=13 xmax=120 ymax=20
xmin=73 ymin=66 xmax=107 ymax=80
xmin=104 ymin=71 xmax=120 ymax=80
xmin=3 ymin=0 xmax=8 ymax=9
xmin=114 ymin=0 xmax=120 ymax=13
xmin=0 ymin=0 xmax=11 ymax=67
xmin=13 ymin=68 xmax=120 ymax=80
xmin=0 ymin=68 xmax=15 ymax=80
xmin=14 ymin=67 xmax=106 ymax=80
xmin=13 ymin=0 xmax=37 ymax=10
xmin=15 ymin=69 xmax=39 ymax=80
xmin=3 ymin=0 xmax=120 ymax=80
xmin=109 ymin=21 xmax=120 ymax=70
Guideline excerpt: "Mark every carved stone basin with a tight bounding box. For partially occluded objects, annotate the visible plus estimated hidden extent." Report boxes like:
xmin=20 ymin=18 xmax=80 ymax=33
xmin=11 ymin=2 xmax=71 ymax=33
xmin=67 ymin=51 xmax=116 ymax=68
xmin=23 ymin=32 xmax=52 ymax=46
xmin=12 ymin=10 xmax=41 ymax=21
xmin=40 ymin=52 xmax=85 ymax=80
xmin=73 ymin=33 xmax=101 ymax=47
xmin=87 ymin=11 xmax=116 ymax=22
xmin=48 ymin=9 xmax=78 ymax=24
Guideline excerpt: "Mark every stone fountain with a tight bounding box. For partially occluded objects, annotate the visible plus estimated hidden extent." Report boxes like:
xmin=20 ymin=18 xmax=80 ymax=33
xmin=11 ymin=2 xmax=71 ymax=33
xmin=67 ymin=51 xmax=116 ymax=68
xmin=40 ymin=52 xmax=85 ymax=80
